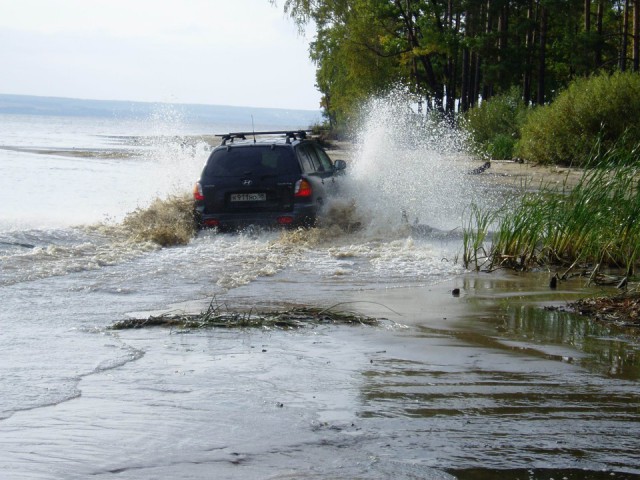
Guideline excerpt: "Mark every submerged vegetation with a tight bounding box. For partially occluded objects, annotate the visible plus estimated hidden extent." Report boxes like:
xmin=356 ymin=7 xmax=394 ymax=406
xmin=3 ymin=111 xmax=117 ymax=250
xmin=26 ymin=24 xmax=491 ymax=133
xmin=463 ymin=145 xmax=640 ymax=281
xmin=570 ymin=292 xmax=640 ymax=331
xmin=111 ymin=299 xmax=381 ymax=330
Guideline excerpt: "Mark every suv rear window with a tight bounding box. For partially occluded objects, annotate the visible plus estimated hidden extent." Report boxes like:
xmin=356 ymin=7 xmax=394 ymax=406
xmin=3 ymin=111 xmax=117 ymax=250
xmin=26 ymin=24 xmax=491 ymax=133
xmin=205 ymin=146 xmax=301 ymax=177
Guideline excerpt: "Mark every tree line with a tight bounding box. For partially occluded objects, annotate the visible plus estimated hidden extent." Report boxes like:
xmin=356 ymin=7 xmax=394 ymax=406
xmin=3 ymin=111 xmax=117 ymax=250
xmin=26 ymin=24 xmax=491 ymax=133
xmin=275 ymin=0 xmax=640 ymax=126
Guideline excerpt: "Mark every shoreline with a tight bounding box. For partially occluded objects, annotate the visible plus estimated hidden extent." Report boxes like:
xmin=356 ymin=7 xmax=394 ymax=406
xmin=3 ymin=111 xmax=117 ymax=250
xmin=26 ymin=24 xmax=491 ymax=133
xmin=476 ymin=158 xmax=584 ymax=188
xmin=324 ymin=138 xmax=585 ymax=188
xmin=323 ymin=138 xmax=640 ymax=334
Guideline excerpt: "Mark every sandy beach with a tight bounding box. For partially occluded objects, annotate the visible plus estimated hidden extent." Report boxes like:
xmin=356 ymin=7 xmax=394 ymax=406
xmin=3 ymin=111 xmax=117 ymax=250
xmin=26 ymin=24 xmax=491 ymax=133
xmin=326 ymin=139 xmax=585 ymax=189
xmin=476 ymin=159 xmax=585 ymax=189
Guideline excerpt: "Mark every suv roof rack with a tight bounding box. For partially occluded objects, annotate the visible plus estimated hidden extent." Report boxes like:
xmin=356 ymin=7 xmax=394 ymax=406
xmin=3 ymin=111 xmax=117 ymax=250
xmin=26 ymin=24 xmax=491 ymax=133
xmin=216 ymin=130 xmax=311 ymax=146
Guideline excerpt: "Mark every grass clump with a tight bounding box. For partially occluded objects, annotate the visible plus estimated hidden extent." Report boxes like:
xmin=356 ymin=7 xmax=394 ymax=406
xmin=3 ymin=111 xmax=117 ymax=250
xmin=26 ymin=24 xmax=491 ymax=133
xmin=122 ymin=193 xmax=197 ymax=247
xmin=462 ymin=203 xmax=497 ymax=271
xmin=111 ymin=299 xmax=380 ymax=330
xmin=516 ymin=71 xmax=640 ymax=166
xmin=462 ymin=144 xmax=640 ymax=277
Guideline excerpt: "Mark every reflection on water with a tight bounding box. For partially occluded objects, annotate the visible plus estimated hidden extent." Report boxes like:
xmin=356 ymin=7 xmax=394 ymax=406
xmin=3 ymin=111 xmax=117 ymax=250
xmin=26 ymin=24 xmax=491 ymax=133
xmin=348 ymin=273 xmax=640 ymax=477
xmin=501 ymin=304 xmax=640 ymax=380
xmin=456 ymin=273 xmax=640 ymax=380
xmin=356 ymin=325 xmax=640 ymax=476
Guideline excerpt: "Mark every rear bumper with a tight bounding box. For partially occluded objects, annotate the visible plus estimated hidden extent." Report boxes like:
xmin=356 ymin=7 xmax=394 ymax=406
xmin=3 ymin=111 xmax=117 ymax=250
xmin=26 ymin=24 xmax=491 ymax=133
xmin=195 ymin=204 xmax=318 ymax=230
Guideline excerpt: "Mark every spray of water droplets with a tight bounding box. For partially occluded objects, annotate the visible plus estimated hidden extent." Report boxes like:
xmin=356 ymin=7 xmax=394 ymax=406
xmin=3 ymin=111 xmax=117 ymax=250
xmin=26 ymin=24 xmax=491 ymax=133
xmin=142 ymin=103 xmax=211 ymax=198
xmin=342 ymin=89 xmax=478 ymax=234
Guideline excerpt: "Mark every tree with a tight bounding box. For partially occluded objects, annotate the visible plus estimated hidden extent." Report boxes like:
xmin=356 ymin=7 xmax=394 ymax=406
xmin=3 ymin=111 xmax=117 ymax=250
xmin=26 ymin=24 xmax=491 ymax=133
xmin=273 ymin=0 xmax=640 ymax=128
xmin=635 ymin=0 xmax=640 ymax=71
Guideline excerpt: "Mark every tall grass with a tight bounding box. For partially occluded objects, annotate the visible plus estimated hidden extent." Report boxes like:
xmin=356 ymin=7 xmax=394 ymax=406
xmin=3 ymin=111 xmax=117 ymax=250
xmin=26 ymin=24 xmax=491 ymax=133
xmin=463 ymin=144 xmax=640 ymax=275
xmin=462 ymin=203 xmax=497 ymax=271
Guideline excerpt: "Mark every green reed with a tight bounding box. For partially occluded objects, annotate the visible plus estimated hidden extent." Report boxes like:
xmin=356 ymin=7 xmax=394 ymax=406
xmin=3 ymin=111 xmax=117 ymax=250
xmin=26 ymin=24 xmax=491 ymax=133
xmin=462 ymin=203 xmax=497 ymax=270
xmin=463 ymin=145 xmax=640 ymax=274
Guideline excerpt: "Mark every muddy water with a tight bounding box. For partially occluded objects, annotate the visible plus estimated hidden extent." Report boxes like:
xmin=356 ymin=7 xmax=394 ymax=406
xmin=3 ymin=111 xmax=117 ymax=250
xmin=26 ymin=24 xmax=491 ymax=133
xmin=4 ymin=262 xmax=638 ymax=480
xmin=350 ymin=275 xmax=640 ymax=479
xmin=2 ymin=108 xmax=639 ymax=479
xmin=2 ymin=213 xmax=640 ymax=478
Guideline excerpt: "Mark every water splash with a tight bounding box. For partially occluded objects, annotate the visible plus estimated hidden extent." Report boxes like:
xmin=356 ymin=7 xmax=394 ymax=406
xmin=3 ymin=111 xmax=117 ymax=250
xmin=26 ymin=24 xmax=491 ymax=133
xmin=343 ymin=88 xmax=477 ymax=234
xmin=139 ymin=103 xmax=211 ymax=199
xmin=130 ymin=94 xmax=481 ymax=247
xmin=120 ymin=194 xmax=196 ymax=246
xmin=127 ymin=94 xmax=476 ymax=241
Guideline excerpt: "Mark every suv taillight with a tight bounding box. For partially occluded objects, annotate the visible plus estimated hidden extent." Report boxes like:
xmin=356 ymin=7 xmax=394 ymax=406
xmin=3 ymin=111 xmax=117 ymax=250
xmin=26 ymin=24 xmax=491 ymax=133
xmin=294 ymin=179 xmax=312 ymax=198
xmin=193 ymin=182 xmax=204 ymax=201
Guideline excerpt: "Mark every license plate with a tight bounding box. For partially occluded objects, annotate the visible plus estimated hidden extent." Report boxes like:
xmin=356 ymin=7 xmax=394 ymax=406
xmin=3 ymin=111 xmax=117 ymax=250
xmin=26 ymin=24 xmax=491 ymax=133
xmin=230 ymin=193 xmax=266 ymax=202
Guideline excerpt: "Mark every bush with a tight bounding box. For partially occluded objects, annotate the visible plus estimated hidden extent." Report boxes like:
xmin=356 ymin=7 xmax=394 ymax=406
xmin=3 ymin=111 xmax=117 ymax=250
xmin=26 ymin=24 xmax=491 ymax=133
xmin=516 ymin=71 xmax=640 ymax=166
xmin=487 ymin=133 xmax=517 ymax=160
xmin=462 ymin=88 xmax=529 ymax=159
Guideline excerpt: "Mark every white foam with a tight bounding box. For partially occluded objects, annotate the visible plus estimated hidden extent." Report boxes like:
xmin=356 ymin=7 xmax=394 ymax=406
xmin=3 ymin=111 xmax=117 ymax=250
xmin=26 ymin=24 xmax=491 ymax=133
xmin=342 ymin=88 xmax=476 ymax=233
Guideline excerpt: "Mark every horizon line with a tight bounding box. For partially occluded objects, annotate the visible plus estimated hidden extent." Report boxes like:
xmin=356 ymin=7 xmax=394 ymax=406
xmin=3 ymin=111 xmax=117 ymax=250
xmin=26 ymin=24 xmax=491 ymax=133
xmin=0 ymin=92 xmax=322 ymax=113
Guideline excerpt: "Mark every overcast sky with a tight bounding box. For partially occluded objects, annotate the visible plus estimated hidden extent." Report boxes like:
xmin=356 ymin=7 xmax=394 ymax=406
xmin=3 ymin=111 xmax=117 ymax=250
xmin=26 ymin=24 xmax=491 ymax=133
xmin=0 ymin=0 xmax=321 ymax=110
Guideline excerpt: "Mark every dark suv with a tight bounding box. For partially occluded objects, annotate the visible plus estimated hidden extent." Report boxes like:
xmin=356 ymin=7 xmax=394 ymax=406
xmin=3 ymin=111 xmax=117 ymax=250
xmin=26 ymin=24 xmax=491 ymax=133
xmin=193 ymin=131 xmax=346 ymax=230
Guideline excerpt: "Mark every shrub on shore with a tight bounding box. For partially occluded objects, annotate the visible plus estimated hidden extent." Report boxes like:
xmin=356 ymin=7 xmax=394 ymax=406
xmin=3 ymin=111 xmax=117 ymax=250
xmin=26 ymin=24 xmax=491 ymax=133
xmin=516 ymin=71 xmax=640 ymax=166
xmin=461 ymin=88 xmax=529 ymax=160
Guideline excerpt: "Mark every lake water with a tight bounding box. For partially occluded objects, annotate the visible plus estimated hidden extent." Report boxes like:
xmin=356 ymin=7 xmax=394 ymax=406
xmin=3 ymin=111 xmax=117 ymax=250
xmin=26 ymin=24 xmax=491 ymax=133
xmin=1 ymin=98 xmax=639 ymax=479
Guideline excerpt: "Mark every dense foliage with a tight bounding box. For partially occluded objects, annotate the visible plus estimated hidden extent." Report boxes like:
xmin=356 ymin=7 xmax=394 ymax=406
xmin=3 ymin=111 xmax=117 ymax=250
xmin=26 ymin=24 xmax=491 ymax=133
xmin=275 ymin=0 xmax=640 ymax=127
xmin=462 ymin=87 xmax=529 ymax=159
xmin=462 ymin=71 xmax=640 ymax=163
xmin=516 ymin=71 xmax=640 ymax=165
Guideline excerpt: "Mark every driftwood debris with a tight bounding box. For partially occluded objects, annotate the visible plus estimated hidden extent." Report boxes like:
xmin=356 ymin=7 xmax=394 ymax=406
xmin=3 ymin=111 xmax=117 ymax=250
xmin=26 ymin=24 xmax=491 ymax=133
xmin=111 ymin=303 xmax=380 ymax=331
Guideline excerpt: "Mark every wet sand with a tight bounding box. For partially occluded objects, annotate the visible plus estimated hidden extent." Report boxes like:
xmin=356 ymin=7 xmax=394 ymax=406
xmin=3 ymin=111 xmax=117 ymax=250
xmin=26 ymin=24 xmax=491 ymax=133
xmin=326 ymin=140 xmax=585 ymax=190
xmin=476 ymin=159 xmax=584 ymax=190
